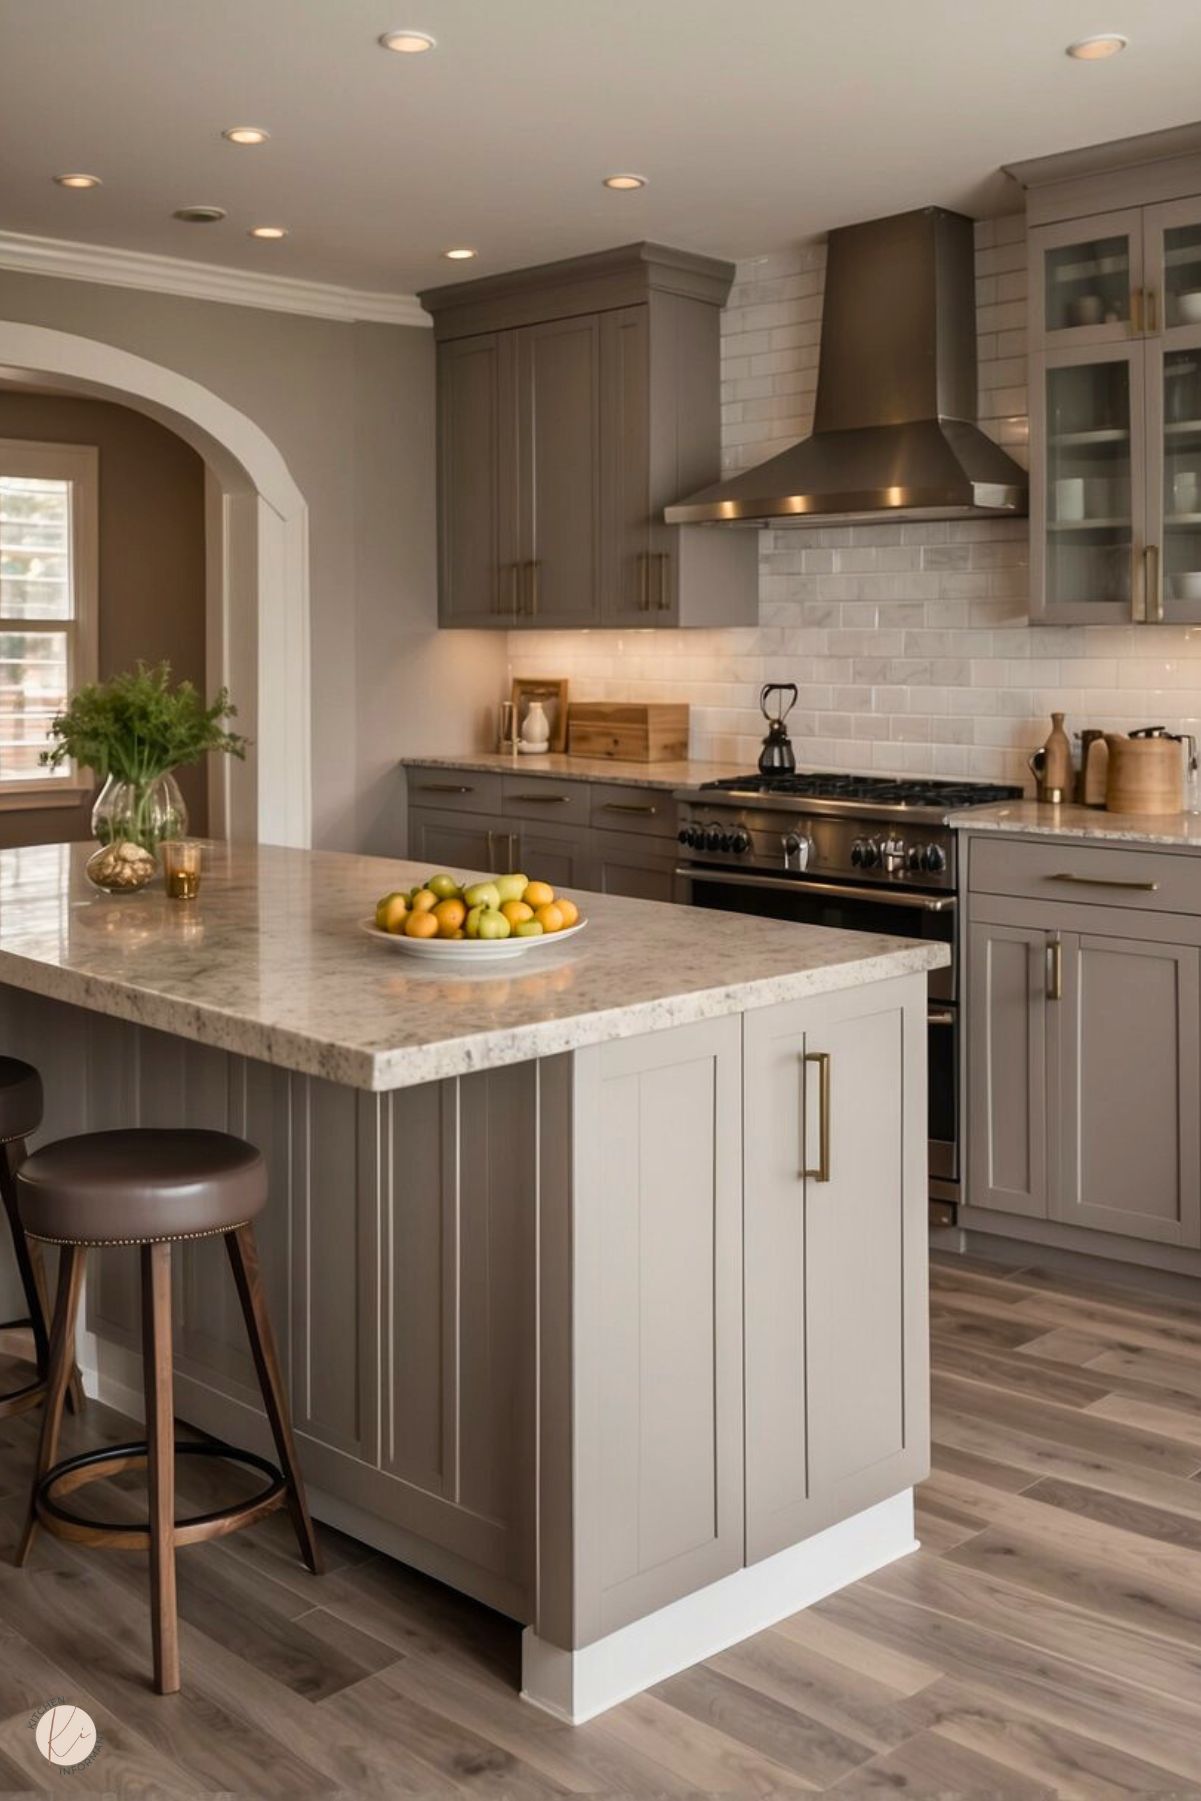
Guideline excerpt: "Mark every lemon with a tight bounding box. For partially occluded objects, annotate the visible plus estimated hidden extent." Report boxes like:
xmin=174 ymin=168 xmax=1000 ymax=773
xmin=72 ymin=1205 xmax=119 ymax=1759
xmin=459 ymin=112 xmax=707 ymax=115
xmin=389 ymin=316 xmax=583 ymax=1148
xmin=556 ymin=898 xmax=580 ymax=929
xmin=501 ymin=899 xmax=534 ymax=926
xmin=410 ymin=888 xmax=438 ymax=914
xmin=523 ymin=880 xmax=555 ymax=909
xmin=534 ymin=902 xmax=565 ymax=933
xmin=404 ymin=910 xmax=440 ymax=939
xmin=433 ymin=897 xmax=467 ymax=937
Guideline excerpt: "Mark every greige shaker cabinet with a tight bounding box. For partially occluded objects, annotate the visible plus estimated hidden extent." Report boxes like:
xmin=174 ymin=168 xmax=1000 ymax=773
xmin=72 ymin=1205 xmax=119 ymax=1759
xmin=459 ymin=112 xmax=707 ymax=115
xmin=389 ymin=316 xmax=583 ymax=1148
xmin=966 ymin=834 xmax=1201 ymax=1249
xmin=421 ymin=244 xmax=759 ymax=629
xmin=743 ymin=979 xmax=929 ymax=1565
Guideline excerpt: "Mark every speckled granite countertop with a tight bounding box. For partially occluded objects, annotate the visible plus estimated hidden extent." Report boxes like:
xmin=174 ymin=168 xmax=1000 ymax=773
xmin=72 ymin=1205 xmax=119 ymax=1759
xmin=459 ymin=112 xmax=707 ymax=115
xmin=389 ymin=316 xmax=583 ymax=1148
xmin=949 ymin=800 xmax=1201 ymax=849
xmin=0 ymin=842 xmax=947 ymax=1092
xmin=401 ymin=752 xmax=746 ymax=791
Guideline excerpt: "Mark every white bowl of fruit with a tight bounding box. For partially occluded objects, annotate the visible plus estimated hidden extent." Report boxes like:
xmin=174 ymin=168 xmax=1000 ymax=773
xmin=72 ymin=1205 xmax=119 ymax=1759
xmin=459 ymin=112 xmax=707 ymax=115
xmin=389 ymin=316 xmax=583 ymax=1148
xmin=363 ymin=872 xmax=586 ymax=960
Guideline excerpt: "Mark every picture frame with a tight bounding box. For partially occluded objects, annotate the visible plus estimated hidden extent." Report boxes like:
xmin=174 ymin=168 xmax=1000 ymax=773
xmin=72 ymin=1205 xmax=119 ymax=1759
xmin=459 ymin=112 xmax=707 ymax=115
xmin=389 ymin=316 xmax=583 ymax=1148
xmin=510 ymin=676 xmax=569 ymax=753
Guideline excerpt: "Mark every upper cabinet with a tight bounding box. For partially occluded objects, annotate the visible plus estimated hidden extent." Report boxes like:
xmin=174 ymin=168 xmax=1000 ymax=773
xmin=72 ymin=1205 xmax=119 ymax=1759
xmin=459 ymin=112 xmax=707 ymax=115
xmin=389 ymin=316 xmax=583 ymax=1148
xmin=1015 ymin=126 xmax=1201 ymax=626
xmin=421 ymin=244 xmax=759 ymax=630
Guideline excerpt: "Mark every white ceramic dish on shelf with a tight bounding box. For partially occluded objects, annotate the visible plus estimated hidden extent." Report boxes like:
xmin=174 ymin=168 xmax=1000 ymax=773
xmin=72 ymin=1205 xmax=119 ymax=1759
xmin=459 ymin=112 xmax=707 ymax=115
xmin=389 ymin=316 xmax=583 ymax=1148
xmin=360 ymin=917 xmax=588 ymax=961
xmin=1174 ymin=570 xmax=1201 ymax=601
xmin=1178 ymin=291 xmax=1201 ymax=325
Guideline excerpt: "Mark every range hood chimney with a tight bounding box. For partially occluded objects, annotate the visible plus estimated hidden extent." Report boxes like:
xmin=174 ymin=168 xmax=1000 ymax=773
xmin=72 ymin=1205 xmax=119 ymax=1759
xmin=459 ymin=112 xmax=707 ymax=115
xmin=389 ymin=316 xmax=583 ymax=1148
xmin=665 ymin=207 xmax=1027 ymax=528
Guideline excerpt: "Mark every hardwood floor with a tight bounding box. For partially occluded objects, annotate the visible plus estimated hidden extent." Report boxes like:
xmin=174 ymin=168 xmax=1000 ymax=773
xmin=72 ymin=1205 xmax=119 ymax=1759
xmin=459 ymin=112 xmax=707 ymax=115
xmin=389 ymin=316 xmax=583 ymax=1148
xmin=4 ymin=1252 xmax=1201 ymax=1794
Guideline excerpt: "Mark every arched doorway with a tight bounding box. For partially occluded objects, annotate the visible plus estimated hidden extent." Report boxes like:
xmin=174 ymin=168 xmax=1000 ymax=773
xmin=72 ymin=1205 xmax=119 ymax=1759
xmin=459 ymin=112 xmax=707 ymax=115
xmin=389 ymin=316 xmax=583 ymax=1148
xmin=0 ymin=321 xmax=311 ymax=846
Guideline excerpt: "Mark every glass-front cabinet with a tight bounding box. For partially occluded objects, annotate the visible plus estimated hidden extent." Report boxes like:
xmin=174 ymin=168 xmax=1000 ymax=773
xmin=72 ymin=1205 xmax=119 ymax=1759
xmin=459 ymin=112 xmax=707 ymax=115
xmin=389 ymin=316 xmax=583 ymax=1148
xmin=1031 ymin=195 xmax=1201 ymax=624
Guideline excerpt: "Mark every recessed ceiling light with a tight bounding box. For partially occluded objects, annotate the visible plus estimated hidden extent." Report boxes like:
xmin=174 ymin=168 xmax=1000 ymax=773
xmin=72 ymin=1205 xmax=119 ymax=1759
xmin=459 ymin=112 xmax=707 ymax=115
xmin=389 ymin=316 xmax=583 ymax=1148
xmin=1066 ymin=33 xmax=1128 ymax=58
xmin=379 ymin=28 xmax=435 ymax=52
xmin=223 ymin=125 xmax=270 ymax=145
xmin=249 ymin=225 xmax=287 ymax=240
xmin=443 ymin=247 xmax=476 ymax=260
xmin=173 ymin=205 xmax=227 ymax=223
xmin=53 ymin=173 xmax=102 ymax=189
xmin=603 ymin=173 xmax=647 ymax=191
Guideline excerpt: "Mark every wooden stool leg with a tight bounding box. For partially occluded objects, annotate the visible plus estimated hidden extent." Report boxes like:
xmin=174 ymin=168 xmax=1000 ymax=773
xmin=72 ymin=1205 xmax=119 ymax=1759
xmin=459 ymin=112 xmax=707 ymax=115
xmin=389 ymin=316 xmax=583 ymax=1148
xmin=0 ymin=1143 xmax=85 ymax=1416
xmin=15 ymin=1244 xmax=85 ymax=1566
xmin=142 ymin=1241 xmax=179 ymax=1695
xmin=225 ymin=1224 xmax=322 ymax=1575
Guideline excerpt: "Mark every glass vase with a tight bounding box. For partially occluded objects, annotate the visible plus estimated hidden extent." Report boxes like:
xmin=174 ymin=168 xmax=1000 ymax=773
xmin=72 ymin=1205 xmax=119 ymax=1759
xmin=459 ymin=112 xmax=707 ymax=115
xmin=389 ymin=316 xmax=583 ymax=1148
xmin=87 ymin=771 xmax=189 ymax=893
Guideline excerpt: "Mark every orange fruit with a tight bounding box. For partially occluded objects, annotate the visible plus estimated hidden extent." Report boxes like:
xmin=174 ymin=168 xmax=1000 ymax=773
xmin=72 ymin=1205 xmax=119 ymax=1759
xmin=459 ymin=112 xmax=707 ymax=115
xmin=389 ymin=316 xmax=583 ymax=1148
xmin=534 ymin=902 xmax=565 ymax=934
xmin=556 ymin=898 xmax=579 ymax=928
xmin=433 ymin=897 xmax=466 ymax=936
xmin=404 ymin=910 xmax=440 ymax=939
xmin=501 ymin=899 xmax=534 ymax=926
xmin=410 ymin=888 xmax=438 ymax=914
xmin=523 ymin=880 xmax=555 ymax=909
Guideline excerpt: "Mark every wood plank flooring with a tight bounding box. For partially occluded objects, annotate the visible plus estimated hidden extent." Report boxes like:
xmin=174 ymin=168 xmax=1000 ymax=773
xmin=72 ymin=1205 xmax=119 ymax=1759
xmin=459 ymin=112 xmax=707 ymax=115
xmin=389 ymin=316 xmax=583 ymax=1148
xmin=4 ymin=1251 xmax=1201 ymax=1794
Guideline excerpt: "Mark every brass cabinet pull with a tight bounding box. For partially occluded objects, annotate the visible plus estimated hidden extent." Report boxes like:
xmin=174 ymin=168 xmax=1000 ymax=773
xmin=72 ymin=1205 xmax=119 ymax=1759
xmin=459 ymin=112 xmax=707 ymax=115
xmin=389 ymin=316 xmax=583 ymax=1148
xmin=1146 ymin=543 xmax=1163 ymax=623
xmin=656 ymin=551 xmax=671 ymax=611
xmin=1131 ymin=286 xmax=1143 ymax=335
xmin=417 ymin=782 xmax=474 ymax=794
xmin=801 ymin=1050 xmax=831 ymax=1183
xmin=1049 ymin=871 xmax=1159 ymax=892
xmin=601 ymin=801 xmax=658 ymax=815
xmin=486 ymin=828 xmax=517 ymax=866
xmin=638 ymin=552 xmax=650 ymax=612
xmin=497 ymin=563 xmax=519 ymax=618
xmin=523 ymin=561 xmax=541 ymax=617
xmin=1132 ymin=545 xmax=1146 ymax=623
xmin=1046 ymin=935 xmax=1063 ymax=1002
xmin=511 ymin=792 xmax=568 ymax=804
xmin=927 ymin=1009 xmax=955 ymax=1027
xmin=1147 ymin=287 xmax=1159 ymax=334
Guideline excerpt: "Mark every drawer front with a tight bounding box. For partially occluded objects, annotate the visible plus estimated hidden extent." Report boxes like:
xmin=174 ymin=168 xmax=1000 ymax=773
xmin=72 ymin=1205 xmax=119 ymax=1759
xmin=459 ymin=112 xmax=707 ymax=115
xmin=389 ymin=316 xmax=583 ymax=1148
xmin=589 ymin=783 xmax=677 ymax=838
xmin=968 ymin=834 xmax=1201 ymax=916
xmin=501 ymin=775 xmax=591 ymax=826
xmin=406 ymin=768 xmax=503 ymax=815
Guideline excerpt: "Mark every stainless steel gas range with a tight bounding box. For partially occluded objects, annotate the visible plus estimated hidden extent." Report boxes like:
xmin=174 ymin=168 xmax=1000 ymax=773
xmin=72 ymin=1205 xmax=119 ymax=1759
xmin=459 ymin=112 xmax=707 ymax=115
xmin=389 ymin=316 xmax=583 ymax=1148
xmin=673 ymin=771 xmax=1021 ymax=1225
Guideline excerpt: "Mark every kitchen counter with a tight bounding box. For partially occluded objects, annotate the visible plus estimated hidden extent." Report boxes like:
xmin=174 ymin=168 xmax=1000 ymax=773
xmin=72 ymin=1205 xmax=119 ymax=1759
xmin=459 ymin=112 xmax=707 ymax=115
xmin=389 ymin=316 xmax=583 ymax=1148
xmin=949 ymin=799 xmax=1201 ymax=848
xmin=400 ymin=751 xmax=745 ymax=790
xmin=0 ymin=839 xmax=935 ymax=1725
xmin=0 ymin=841 xmax=946 ymax=1092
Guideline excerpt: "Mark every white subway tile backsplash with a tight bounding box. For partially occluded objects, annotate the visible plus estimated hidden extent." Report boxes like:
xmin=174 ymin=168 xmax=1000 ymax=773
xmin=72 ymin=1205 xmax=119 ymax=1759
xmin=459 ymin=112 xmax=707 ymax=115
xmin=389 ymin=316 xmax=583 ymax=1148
xmin=510 ymin=217 xmax=1201 ymax=781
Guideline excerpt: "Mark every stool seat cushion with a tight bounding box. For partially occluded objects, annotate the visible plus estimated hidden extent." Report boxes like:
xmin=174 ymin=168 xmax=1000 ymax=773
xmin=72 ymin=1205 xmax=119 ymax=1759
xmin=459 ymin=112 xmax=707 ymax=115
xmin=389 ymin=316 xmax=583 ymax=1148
xmin=17 ymin=1129 xmax=267 ymax=1245
xmin=0 ymin=1058 xmax=42 ymax=1144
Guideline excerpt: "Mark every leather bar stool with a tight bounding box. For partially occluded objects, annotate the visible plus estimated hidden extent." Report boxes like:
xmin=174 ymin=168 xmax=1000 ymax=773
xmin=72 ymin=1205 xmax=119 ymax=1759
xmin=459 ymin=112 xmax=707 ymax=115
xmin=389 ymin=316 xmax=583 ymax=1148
xmin=0 ymin=1058 xmax=83 ymax=1421
xmin=14 ymin=1127 xmax=321 ymax=1695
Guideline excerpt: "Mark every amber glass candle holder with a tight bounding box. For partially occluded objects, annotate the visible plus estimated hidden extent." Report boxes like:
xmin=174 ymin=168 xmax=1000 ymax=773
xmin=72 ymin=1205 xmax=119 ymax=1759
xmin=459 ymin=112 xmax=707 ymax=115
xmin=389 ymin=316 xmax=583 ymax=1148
xmin=162 ymin=838 xmax=202 ymax=900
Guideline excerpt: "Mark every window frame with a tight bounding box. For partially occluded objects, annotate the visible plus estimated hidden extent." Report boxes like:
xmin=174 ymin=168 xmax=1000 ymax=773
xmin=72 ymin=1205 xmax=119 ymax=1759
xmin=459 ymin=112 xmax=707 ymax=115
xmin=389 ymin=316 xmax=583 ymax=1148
xmin=0 ymin=437 xmax=98 ymax=808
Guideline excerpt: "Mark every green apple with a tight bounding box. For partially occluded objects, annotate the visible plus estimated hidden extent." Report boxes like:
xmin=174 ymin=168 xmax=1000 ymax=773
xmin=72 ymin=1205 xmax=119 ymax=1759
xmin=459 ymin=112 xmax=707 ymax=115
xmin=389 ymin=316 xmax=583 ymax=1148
xmin=514 ymin=919 xmax=544 ymax=937
xmin=427 ymin=873 xmax=461 ymax=900
xmin=495 ymin=872 xmax=530 ymax=904
xmin=463 ymin=880 xmax=501 ymax=910
xmin=476 ymin=909 xmax=511 ymax=940
xmin=465 ymin=903 xmax=485 ymax=938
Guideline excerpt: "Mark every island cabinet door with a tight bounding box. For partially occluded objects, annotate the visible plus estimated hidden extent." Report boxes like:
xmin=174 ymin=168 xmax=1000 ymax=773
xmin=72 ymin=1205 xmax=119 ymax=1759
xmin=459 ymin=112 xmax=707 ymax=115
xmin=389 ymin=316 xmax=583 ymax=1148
xmin=965 ymin=913 xmax=1051 ymax=1221
xmin=560 ymin=1015 xmax=744 ymax=1646
xmin=743 ymin=976 xmax=929 ymax=1567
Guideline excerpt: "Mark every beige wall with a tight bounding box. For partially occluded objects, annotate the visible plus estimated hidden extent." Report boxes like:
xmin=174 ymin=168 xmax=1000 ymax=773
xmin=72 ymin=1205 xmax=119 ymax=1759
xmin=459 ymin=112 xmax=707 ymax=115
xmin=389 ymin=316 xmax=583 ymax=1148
xmin=0 ymin=270 xmax=505 ymax=852
xmin=0 ymin=390 xmax=208 ymax=845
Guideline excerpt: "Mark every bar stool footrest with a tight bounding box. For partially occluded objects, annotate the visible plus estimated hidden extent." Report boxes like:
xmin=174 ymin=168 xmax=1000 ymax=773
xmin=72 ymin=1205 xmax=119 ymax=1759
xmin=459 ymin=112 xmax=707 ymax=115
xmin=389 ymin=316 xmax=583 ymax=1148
xmin=0 ymin=1314 xmax=46 ymax=1419
xmin=35 ymin=1439 xmax=287 ymax=1549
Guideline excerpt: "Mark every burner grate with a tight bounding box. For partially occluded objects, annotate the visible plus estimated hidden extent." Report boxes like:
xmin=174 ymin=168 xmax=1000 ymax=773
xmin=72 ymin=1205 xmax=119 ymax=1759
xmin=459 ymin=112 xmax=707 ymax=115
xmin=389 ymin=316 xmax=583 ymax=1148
xmin=699 ymin=773 xmax=1022 ymax=808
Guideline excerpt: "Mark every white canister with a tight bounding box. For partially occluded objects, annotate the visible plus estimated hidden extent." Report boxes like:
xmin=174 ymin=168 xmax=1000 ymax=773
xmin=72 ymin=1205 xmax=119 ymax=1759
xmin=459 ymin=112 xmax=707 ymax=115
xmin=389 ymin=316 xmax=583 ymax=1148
xmin=1054 ymin=477 xmax=1085 ymax=522
xmin=519 ymin=698 xmax=551 ymax=755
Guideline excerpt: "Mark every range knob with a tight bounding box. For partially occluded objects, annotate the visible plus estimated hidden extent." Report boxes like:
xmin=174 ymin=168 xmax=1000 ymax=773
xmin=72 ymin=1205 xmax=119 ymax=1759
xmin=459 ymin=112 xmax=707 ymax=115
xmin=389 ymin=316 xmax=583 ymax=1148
xmin=730 ymin=827 xmax=751 ymax=855
xmin=677 ymin=826 xmax=692 ymax=847
xmin=717 ymin=831 xmax=733 ymax=852
xmin=924 ymin=843 xmax=948 ymax=874
xmin=704 ymin=824 xmax=723 ymax=852
xmin=858 ymin=838 xmax=880 ymax=869
xmin=907 ymin=844 xmax=925 ymax=873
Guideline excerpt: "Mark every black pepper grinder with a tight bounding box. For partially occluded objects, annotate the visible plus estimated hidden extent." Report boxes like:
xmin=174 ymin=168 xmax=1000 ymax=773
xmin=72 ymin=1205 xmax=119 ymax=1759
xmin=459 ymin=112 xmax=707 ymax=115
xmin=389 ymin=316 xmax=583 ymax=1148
xmin=758 ymin=683 xmax=798 ymax=776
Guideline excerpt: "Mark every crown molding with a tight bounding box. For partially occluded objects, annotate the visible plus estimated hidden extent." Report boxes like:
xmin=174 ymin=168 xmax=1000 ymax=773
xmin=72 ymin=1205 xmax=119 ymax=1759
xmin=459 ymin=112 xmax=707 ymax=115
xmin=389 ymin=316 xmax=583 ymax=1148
xmin=0 ymin=230 xmax=431 ymax=327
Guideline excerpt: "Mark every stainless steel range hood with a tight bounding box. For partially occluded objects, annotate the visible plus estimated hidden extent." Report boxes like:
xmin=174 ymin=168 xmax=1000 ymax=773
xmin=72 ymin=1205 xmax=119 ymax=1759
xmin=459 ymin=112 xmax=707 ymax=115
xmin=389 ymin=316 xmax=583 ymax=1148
xmin=665 ymin=207 xmax=1027 ymax=528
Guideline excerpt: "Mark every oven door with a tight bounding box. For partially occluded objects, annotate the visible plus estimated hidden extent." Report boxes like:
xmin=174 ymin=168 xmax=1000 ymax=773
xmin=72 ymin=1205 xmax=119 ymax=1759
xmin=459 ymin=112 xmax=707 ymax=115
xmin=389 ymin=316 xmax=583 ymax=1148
xmin=676 ymin=864 xmax=956 ymax=1000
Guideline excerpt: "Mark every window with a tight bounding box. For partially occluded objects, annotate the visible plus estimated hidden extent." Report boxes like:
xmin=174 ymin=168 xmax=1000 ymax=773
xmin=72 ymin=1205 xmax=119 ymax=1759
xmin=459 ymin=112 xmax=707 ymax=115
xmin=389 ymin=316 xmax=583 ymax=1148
xmin=0 ymin=440 xmax=98 ymax=802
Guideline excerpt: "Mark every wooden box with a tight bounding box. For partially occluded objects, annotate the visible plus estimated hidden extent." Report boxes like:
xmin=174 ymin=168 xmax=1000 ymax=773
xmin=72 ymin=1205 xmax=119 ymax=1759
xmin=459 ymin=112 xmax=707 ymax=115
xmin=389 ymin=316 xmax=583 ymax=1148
xmin=568 ymin=702 xmax=690 ymax=764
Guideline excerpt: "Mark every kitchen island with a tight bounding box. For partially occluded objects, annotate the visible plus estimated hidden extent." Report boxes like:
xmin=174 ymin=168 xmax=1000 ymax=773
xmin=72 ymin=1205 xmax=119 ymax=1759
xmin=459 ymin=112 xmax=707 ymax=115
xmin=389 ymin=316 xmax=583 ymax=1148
xmin=0 ymin=841 xmax=945 ymax=1722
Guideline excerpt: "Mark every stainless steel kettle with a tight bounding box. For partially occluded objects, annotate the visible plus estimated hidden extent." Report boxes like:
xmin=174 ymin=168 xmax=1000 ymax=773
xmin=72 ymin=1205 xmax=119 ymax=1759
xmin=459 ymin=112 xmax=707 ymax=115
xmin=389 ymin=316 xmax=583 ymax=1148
xmin=758 ymin=683 xmax=798 ymax=776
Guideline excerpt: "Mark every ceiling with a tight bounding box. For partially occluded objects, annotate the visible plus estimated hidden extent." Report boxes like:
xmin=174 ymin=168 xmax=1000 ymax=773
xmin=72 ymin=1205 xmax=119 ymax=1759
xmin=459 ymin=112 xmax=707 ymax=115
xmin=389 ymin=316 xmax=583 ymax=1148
xmin=2 ymin=0 xmax=1200 ymax=298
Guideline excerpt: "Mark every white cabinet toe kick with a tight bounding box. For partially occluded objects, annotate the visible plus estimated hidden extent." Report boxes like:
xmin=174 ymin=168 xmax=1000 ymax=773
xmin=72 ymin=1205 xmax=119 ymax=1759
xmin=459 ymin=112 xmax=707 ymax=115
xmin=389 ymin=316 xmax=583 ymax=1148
xmin=2 ymin=968 xmax=930 ymax=1721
